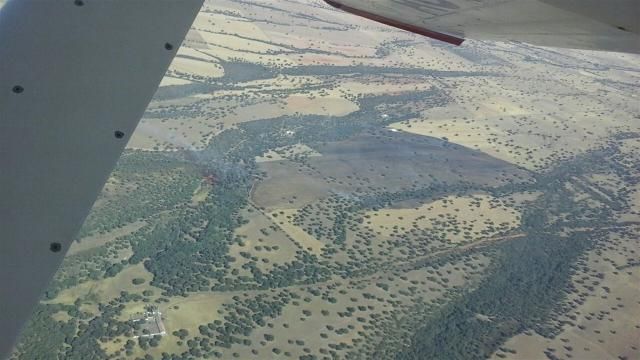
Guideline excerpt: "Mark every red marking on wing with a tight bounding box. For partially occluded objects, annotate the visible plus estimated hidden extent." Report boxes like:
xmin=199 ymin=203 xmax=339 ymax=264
xmin=325 ymin=0 xmax=464 ymax=46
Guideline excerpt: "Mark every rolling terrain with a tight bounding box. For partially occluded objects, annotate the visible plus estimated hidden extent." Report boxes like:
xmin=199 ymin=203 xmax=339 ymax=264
xmin=10 ymin=0 xmax=640 ymax=359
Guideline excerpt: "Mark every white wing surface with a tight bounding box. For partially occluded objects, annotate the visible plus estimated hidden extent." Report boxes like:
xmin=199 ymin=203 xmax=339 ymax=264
xmin=325 ymin=0 xmax=640 ymax=53
xmin=0 ymin=0 xmax=202 ymax=356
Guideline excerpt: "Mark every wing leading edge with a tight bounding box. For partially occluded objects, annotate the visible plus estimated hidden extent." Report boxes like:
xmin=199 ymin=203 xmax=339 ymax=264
xmin=325 ymin=0 xmax=640 ymax=53
xmin=0 ymin=0 xmax=202 ymax=356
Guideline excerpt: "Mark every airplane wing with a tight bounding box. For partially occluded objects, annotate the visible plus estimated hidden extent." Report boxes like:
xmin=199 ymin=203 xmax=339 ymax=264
xmin=0 ymin=0 xmax=202 ymax=356
xmin=325 ymin=0 xmax=640 ymax=53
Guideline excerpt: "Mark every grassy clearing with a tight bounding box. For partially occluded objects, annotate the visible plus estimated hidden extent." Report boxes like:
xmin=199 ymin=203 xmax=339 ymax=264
xmin=159 ymin=76 xmax=193 ymax=86
xmin=53 ymin=263 xmax=156 ymax=306
xmin=285 ymin=95 xmax=358 ymax=116
xmin=230 ymin=207 xmax=299 ymax=272
xmin=276 ymin=209 xmax=325 ymax=255
xmin=191 ymin=182 xmax=211 ymax=205
xmin=68 ymin=221 xmax=146 ymax=256
xmin=365 ymin=194 xmax=520 ymax=243
xmin=256 ymin=143 xmax=322 ymax=163
xmin=169 ymin=56 xmax=224 ymax=78
xmin=253 ymin=160 xmax=330 ymax=209
xmin=162 ymin=294 xmax=224 ymax=335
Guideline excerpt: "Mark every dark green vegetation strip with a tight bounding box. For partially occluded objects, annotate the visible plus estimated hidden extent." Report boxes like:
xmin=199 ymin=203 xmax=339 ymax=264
xmin=392 ymin=144 xmax=633 ymax=359
xmin=395 ymin=231 xmax=592 ymax=360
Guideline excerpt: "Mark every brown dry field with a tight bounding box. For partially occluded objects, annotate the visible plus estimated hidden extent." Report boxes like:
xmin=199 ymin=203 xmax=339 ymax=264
xmin=365 ymin=194 xmax=520 ymax=243
xmin=229 ymin=206 xmax=300 ymax=273
xmin=253 ymin=131 xmax=531 ymax=210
